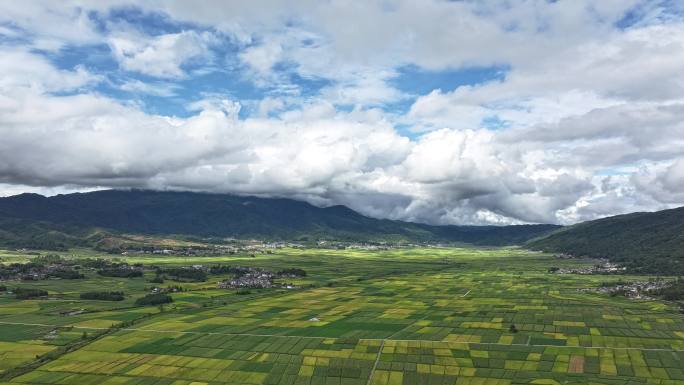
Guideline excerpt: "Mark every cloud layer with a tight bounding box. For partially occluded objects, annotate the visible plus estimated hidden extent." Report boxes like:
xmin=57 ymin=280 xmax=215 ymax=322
xmin=0 ymin=0 xmax=683 ymax=225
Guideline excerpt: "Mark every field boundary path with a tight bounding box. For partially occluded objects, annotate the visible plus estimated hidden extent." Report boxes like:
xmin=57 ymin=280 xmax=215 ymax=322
xmin=365 ymin=340 xmax=385 ymax=385
xmin=1 ymin=320 xmax=683 ymax=352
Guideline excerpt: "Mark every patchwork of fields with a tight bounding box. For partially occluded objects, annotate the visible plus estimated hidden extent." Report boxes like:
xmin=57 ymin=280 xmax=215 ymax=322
xmin=1 ymin=247 xmax=683 ymax=384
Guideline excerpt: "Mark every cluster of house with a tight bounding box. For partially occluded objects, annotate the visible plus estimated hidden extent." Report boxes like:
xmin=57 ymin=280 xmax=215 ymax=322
xmin=149 ymin=286 xmax=184 ymax=294
xmin=554 ymin=253 xmax=576 ymax=259
xmin=120 ymin=241 xmax=302 ymax=256
xmin=217 ymin=268 xmax=275 ymax=289
xmin=343 ymin=244 xmax=394 ymax=251
xmin=122 ymin=246 xmax=236 ymax=256
xmin=116 ymin=240 xmax=436 ymax=256
xmin=1 ymin=266 xmax=47 ymax=281
xmin=0 ymin=261 xmax=75 ymax=281
xmin=241 ymin=241 xmax=300 ymax=250
xmin=216 ymin=267 xmax=296 ymax=289
xmin=550 ymin=258 xmax=626 ymax=275
xmin=579 ymin=280 xmax=672 ymax=300
xmin=315 ymin=240 xmax=411 ymax=250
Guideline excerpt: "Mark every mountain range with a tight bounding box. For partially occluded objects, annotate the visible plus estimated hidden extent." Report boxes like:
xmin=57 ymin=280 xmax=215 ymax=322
xmin=0 ymin=190 xmax=558 ymax=248
xmin=1 ymin=189 xmax=681 ymax=274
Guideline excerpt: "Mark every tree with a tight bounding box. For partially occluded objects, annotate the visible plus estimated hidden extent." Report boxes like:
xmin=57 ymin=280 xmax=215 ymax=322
xmin=509 ymin=324 xmax=518 ymax=333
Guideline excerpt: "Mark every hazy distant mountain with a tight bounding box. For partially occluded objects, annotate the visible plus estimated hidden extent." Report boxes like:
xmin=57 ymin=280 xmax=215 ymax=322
xmin=527 ymin=206 xmax=684 ymax=274
xmin=0 ymin=190 xmax=559 ymax=249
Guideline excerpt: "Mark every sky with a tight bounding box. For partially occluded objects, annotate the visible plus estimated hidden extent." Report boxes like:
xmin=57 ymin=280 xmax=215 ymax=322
xmin=1 ymin=0 xmax=684 ymax=226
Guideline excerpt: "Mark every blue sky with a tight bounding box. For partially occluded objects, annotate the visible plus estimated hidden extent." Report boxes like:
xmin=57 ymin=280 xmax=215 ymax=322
xmin=40 ymin=9 xmax=509 ymax=121
xmin=1 ymin=1 xmax=683 ymax=225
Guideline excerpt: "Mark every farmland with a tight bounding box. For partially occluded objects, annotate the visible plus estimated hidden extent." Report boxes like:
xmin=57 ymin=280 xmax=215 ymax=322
xmin=1 ymin=247 xmax=684 ymax=384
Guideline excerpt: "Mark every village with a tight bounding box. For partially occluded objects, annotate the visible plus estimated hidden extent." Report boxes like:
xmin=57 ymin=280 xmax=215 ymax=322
xmin=548 ymin=256 xmax=627 ymax=275
xmin=579 ymin=279 xmax=674 ymax=300
xmin=216 ymin=266 xmax=303 ymax=290
xmin=0 ymin=256 xmax=84 ymax=281
xmin=119 ymin=241 xmax=293 ymax=256
xmin=117 ymin=240 xmax=417 ymax=256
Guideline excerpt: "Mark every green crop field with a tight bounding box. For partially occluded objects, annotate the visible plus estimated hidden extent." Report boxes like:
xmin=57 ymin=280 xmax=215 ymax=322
xmin=1 ymin=247 xmax=683 ymax=384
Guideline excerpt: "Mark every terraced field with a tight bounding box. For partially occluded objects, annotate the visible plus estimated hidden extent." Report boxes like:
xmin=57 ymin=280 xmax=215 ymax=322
xmin=1 ymin=247 xmax=684 ymax=384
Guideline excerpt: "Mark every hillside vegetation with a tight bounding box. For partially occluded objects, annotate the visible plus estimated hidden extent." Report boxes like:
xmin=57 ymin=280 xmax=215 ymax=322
xmin=0 ymin=190 xmax=559 ymax=248
xmin=527 ymin=206 xmax=684 ymax=274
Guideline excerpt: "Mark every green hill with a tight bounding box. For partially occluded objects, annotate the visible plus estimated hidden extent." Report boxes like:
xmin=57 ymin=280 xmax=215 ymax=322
xmin=527 ymin=206 xmax=684 ymax=274
xmin=0 ymin=190 xmax=559 ymax=249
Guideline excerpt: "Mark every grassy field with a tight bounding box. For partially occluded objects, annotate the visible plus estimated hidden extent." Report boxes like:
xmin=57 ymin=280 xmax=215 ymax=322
xmin=1 ymin=247 xmax=683 ymax=384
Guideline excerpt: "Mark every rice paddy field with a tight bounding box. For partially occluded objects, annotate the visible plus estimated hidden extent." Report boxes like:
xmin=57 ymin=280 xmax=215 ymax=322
xmin=1 ymin=247 xmax=684 ymax=384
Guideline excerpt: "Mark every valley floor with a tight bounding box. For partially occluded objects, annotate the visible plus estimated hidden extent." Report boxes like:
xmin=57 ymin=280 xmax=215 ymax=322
xmin=1 ymin=247 xmax=684 ymax=385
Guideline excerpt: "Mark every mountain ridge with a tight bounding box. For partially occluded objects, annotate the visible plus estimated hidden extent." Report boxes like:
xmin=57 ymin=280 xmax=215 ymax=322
xmin=526 ymin=205 xmax=684 ymax=274
xmin=0 ymin=189 xmax=559 ymax=248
